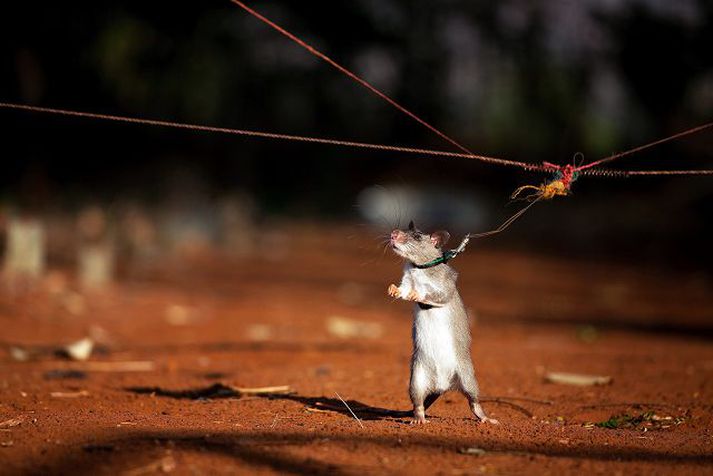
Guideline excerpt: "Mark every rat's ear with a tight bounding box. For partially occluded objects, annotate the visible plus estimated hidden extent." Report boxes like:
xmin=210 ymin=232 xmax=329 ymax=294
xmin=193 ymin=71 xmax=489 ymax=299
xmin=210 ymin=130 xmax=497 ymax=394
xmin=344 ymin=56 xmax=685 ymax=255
xmin=408 ymin=220 xmax=415 ymax=231
xmin=430 ymin=230 xmax=450 ymax=248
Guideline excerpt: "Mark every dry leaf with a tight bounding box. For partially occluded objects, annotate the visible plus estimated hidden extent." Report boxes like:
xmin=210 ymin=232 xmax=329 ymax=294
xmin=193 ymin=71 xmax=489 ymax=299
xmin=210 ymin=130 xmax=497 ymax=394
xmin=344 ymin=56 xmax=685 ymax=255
xmin=327 ymin=316 xmax=382 ymax=339
xmin=51 ymin=390 xmax=90 ymax=398
xmin=544 ymin=372 xmax=611 ymax=386
xmin=0 ymin=417 xmax=23 ymax=428
xmin=64 ymin=338 xmax=94 ymax=361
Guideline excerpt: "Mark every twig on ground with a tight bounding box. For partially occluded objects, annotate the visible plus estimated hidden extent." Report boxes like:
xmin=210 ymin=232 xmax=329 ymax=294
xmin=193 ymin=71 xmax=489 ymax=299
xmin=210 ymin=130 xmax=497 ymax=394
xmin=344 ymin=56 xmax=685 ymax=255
xmin=480 ymin=398 xmax=534 ymax=418
xmin=579 ymin=402 xmax=681 ymax=410
xmin=0 ymin=416 xmax=23 ymax=428
xmin=270 ymin=414 xmax=301 ymax=428
xmin=46 ymin=361 xmax=156 ymax=372
xmin=230 ymin=385 xmax=291 ymax=395
xmin=483 ymin=395 xmax=553 ymax=405
xmin=335 ymin=392 xmax=364 ymax=429
xmin=126 ymin=383 xmax=290 ymax=400
xmin=50 ymin=390 xmax=89 ymax=398
xmin=588 ymin=410 xmax=686 ymax=430
xmin=545 ymin=372 xmax=611 ymax=386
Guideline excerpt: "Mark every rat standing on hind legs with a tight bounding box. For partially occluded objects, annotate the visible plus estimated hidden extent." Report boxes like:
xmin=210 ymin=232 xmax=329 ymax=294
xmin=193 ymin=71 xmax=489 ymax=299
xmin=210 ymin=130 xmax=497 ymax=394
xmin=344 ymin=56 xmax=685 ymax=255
xmin=388 ymin=221 xmax=498 ymax=425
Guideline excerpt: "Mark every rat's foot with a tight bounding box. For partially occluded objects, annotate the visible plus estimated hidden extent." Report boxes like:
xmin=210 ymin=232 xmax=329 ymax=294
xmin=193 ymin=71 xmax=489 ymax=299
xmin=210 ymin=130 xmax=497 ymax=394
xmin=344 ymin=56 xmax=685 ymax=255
xmin=476 ymin=417 xmax=500 ymax=425
xmin=471 ymin=402 xmax=499 ymax=424
xmin=411 ymin=405 xmax=428 ymax=424
xmin=406 ymin=290 xmax=421 ymax=301
xmin=387 ymin=284 xmax=401 ymax=298
xmin=410 ymin=416 xmax=429 ymax=425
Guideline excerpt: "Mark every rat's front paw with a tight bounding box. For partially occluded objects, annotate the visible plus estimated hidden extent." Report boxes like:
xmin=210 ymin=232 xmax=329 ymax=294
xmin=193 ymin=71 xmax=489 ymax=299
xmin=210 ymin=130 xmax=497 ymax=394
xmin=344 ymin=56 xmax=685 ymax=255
xmin=406 ymin=290 xmax=421 ymax=301
xmin=387 ymin=284 xmax=401 ymax=298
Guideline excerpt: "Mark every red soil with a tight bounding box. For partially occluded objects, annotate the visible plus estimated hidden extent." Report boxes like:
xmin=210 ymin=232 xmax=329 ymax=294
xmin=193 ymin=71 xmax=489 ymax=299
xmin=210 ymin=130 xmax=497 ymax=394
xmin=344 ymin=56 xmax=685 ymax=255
xmin=0 ymin=225 xmax=711 ymax=475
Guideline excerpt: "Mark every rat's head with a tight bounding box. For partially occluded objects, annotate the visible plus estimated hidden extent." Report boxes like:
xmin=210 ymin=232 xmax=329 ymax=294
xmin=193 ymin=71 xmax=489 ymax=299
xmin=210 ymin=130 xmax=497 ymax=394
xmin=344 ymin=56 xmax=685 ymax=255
xmin=390 ymin=221 xmax=450 ymax=265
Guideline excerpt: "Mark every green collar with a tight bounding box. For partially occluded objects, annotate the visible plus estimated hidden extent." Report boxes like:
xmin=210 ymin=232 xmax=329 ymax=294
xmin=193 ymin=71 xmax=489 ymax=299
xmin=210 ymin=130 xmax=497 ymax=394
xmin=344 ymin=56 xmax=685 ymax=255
xmin=414 ymin=250 xmax=457 ymax=269
xmin=412 ymin=234 xmax=471 ymax=269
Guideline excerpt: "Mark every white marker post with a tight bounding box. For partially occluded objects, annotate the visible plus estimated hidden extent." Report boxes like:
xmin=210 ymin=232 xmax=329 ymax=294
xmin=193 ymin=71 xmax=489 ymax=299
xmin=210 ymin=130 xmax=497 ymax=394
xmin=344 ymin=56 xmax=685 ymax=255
xmin=2 ymin=216 xmax=46 ymax=292
xmin=77 ymin=206 xmax=114 ymax=290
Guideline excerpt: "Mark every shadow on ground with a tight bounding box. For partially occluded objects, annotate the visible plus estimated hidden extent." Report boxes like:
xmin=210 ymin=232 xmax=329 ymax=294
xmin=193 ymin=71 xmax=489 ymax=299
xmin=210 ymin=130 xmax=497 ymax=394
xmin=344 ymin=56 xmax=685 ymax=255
xmin=125 ymin=383 xmax=551 ymax=421
xmin=27 ymin=428 xmax=713 ymax=476
xmin=126 ymin=384 xmax=412 ymax=421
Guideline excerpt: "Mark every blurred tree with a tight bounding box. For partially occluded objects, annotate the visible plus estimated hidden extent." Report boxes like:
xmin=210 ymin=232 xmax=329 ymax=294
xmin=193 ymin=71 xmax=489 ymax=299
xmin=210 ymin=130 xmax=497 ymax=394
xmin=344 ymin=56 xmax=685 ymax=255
xmin=0 ymin=0 xmax=710 ymax=263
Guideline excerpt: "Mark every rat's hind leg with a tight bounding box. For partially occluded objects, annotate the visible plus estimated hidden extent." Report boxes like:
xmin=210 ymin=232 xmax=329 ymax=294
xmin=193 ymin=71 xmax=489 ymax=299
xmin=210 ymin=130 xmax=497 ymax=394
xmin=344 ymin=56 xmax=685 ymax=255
xmin=457 ymin=366 xmax=499 ymax=424
xmin=469 ymin=399 xmax=498 ymax=424
xmin=409 ymin=362 xmax=432 ymax=424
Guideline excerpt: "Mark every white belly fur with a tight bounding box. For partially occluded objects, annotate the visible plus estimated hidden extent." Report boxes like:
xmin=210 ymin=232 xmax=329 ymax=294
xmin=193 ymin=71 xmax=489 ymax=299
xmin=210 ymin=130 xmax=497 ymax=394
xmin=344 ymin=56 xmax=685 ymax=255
xmin=413 ymin=305 xmax=458 ymax=391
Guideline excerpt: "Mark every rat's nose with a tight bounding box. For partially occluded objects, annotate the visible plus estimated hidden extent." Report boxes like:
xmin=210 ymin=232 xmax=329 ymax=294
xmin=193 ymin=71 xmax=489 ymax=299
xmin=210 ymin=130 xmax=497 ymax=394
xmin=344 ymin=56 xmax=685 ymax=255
xmin=391 ymin=230 xmax=405 ymax=243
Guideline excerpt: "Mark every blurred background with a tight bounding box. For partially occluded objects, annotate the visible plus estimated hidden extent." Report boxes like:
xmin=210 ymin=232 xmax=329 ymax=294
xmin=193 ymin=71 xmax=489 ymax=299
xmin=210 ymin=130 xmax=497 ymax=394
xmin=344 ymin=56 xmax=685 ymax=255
xmin=1 ymin=6 xmax=713 ymax=472
xmin=0 ymin=0 xmax=711 ymax=274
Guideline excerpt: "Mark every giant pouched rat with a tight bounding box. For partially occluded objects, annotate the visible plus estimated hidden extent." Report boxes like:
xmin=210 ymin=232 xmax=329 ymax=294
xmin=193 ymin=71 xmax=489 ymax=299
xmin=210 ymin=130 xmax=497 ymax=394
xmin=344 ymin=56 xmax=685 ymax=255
xmin=388 ymin=221 xmax=497 ymax=424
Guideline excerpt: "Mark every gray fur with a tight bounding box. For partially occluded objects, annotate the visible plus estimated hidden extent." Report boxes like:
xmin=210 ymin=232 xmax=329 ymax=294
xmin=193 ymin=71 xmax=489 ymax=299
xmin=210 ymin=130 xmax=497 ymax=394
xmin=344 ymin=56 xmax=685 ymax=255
xmin=389 ymin=225 xmax=497 ymax=424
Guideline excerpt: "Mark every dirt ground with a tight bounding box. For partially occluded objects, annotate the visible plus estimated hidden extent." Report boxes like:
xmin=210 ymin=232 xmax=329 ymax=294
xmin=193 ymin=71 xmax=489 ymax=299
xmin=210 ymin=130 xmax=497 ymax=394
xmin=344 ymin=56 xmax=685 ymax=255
xmin=0 ymin=224 xmax=712 ymax=475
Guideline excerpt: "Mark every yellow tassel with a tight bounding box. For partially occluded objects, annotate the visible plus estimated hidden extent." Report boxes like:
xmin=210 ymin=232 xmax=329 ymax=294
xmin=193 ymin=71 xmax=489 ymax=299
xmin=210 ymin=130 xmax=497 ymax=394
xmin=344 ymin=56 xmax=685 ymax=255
xmin=511 ymin=179 xmax=569 ymax=201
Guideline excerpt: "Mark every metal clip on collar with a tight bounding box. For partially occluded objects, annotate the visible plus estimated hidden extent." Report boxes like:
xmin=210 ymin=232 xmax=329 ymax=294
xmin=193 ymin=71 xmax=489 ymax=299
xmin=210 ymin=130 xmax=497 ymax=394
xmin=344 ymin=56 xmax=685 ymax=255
xmin=414 ymin=234 xmax=471 ymax=269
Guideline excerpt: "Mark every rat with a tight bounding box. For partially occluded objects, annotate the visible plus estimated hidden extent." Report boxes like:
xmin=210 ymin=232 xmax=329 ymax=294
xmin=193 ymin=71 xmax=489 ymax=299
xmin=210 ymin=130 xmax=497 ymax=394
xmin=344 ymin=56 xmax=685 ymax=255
xmin=388 ymin=221 xmax=498 ymax=425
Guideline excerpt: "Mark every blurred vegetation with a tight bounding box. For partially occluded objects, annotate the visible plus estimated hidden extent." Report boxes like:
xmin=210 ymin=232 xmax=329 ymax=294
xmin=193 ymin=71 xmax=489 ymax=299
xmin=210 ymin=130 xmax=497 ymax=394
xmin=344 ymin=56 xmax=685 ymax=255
xmin=0 ymin=0 xmax=711 ymax=265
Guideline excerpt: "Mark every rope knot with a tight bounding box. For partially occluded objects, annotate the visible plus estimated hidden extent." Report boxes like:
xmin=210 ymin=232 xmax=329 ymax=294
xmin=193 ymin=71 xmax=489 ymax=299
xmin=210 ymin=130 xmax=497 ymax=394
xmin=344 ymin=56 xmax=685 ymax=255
xmin=511 ymin=161 xmax=579 ymax=201
xmin=543 ymin=161 xmax=580 ymax=189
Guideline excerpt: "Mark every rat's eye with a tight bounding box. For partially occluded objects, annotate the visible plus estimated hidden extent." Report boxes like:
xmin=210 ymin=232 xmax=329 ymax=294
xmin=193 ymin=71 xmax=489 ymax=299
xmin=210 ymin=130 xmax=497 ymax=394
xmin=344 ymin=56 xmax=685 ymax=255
xmin=412 ymin=234 xmax=422 ymax=242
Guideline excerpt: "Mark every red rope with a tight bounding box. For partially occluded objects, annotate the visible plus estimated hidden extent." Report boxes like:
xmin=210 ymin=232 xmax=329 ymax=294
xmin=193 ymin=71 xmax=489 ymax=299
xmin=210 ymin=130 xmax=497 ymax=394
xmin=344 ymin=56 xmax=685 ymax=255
xmin=2 ymin=102 xmax=711 ymax=178
xmin=538 ymin=122 xmax=713 ymax=190
xmin=227 ymin=0 xmax=539 ymax=170
xmin=0 ymin=102 xmax=531 ymax=168
xmin=579 ymin=122 xmax=713 ymax=171
xmin=228 ymin=1 xmax=713 ymax=187
xmin=542 ymin=162 xmax=577 ymax=187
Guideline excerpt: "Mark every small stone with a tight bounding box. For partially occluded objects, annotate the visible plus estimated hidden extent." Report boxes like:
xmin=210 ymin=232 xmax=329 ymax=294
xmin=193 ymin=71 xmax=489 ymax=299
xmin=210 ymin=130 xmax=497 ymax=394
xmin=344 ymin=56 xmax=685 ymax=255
xmin=459 ymin=447 xmax=486 ymax=456
xmin=63 ymin=338 xmax=94 ymax=361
